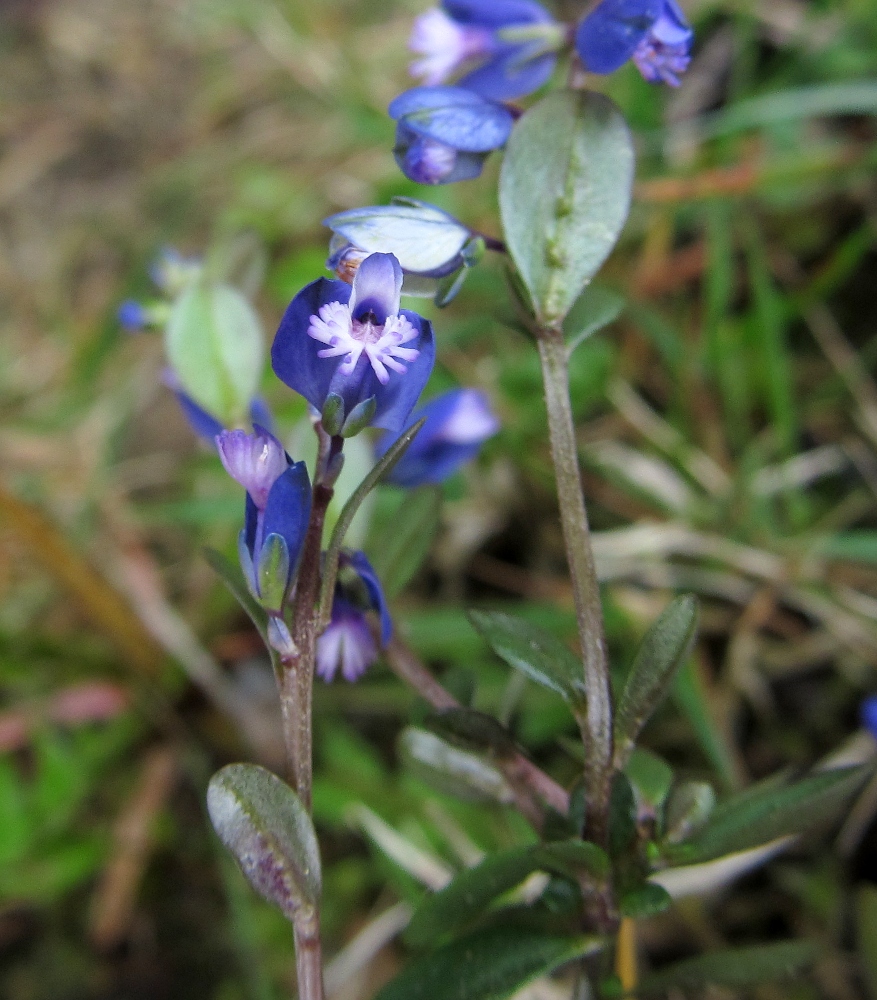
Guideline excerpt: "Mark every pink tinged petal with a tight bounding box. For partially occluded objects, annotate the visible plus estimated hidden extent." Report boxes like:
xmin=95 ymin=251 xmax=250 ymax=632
xmin=316 ymin=623 xmax=346 ymax=682
xmin=217 ymin=428 xmax=288 ymax=510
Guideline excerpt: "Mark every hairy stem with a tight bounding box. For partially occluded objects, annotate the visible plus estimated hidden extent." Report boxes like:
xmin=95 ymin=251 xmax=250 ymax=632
xmin=536 ymin=325 xmax=613 ymax=843
xmin=384 ymin=635 xmax=570 ymax=824
xmin=294 ymin=912 xmax=325 ymax=1000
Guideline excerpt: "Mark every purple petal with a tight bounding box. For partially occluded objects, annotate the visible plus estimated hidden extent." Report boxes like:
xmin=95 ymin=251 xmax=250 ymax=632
xmin=261 ymin=461 xmax=312 ymax=578
xmin=392 ymin=88 xmax=514 ymax=152
xmin=350 ymin=253 xmax=403 ymax=324
xmin=456 ymin=48 xmax=556 ymax=101
xmin=316 ymin=599 xmax=378 ymax=682
xmin=164 ymin=374 xmax=225 ymax=445
xmin=217 ymin=427 xmax=289 ymax=510
xmin=249 ymin=398 xmax=275 ymax=433
xmin=272 ymin=277 xmax=353 ymax=412
xmin=369 ymin=311 xmax=436 ymax=432
xmin=863 ymin=696 xmax=877 ymax=740
xmin=575 ymin=0 xmax=662 ymax=74
xmin=443 ymin=0 xmax=553 ymax=27
xmin=389 ymin=84 xmax=486 ymax=118
xmin=348 ymin=551 xmax=393 ymax=646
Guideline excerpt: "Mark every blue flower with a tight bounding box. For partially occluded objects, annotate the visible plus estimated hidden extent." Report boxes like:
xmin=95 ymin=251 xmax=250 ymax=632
xmin=325 ymin=199 xmax=472 ymax=284
xmin=409 ymin=1 xmax=562 ymax=102
xmin=272 ymin=253 xmax=435 ymax=435
xmin=575 ymin=0 xmax=693 ymax=87
xmin=389 ymin=86 xmax=514 ymax=185
xmin=217 ymin=427 xmax=312 ymax=612
xmin=863 ymin=696 xmax=877 ymax=740
xmin=377 ymin=388 xmax=499 ymax=488
xmin=118 ymin=299 xmax=149 ymax=331
xmin=317 ymin=552 xmax=392 ymax=683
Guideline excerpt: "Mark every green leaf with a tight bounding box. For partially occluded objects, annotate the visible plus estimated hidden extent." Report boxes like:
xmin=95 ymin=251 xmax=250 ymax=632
xmin=614 ymin=595 xmax=698 ymax=766
xmin=624 ymin=749 xmax=673 ymax=810
xmin=563 ymin=284 xmax=625 ymax=356
xmin=668 ymin=765 xmax=869 ymax=865
xmin=662 ymin=781 xmax=715 ymax=844
xmin=204 ymin=548 xmax=269 ymax=642
xmin=634 ymin=941 xmax=817 ymax=995
xmin=424 ymin=707 xmax=519 ymax=758
xmin=398 ymin=728 xmax=514 ymax=805
xmin=368 ymin=486 xmax=442 ymax=597
xmin=499 ymin=90 xmax=634 ymax=327
xmin=857 ymin=885 xmax=877 ymax=1000
xmin=376 ymin=927 xmax=603 ymax=1000
xmin=618 ymin=882 xmax=671 ymax=919
xmin=207 ymin=764 xmax=321 ymax=923
xmin=468 ymin=610 xmax=585 ymax=707
xmin=672 ymin=659 xmax=739 ymax=791
xmin=609 ymin=772 xmax=637 ymax=857
xmin=406 ymin=840 xmax=608 ymax=946
xmin=165 ymin=283 xmax=264 ymax=425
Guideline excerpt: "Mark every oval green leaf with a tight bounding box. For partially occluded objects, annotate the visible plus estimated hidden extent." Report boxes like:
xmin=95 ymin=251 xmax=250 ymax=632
xmin=207 ymin=763 xmax=321 ymax=923
xmin=499 ymin=90 xmax=634 ymax=327
xmin=165 ymin=283 xmax=264 ymax=425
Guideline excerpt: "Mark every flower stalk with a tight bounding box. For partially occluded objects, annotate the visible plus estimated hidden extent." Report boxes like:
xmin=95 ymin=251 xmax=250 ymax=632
xmin=536 ymin=323 xmax=613 ymax=844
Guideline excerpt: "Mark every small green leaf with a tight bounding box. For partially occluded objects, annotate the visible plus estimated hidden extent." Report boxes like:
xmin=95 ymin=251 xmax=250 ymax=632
xmin=619 ymin=882 xmax=672 ymax=919
xmin=499 ymin=90 xmax=634 ymax=327
xmin=564 ymin=284 xmax=625 ymax=356
xmin=634 ymin=941 xmax=817 ymax=995
xmin=165 ymin=283 xmax=264 ymax=425
xmin=857 ymin=884 xmax=877 ymax=1000
xmin=424 ymin=707 xmax=518 ymax=758
xmin=207 ymin=764 xmax=321 ymax=923
xmin=609 ymin=772 xmax=637 ymax=856
xmin=662 ymin=781 xmax=715 ymax=844
xmin=368 ymin=486 xmax=442 ymax=598
xmin=468 ymin=610 xmax=585 ymax=707
xmin=256 ymin=533 xmax=289 ymax=612
xmin=407 ymin=840 xmax=608 ymax=946
xmin=624 ymin=749 xmax=673 ymax=810
xmin=398 ymin=728 xmax=514 ymax=805
xmin=614 ymin=595 xmax=698 ymax=766
xmin=668 ymin=765 xmax=869 ymax=865
xmin=376 ymin=927 xmax=603 ymax=1000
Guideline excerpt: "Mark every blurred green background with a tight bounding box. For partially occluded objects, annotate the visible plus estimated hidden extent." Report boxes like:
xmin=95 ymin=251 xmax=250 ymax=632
xmin=3 ymin=0 xmax=877 ymax=996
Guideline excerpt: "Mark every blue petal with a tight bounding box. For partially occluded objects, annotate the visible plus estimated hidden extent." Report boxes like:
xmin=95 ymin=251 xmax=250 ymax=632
xmin=172 ymin=387 xmax=225 ymax=445
xmin=394 ymin=92 xmax=514 ymax=153
xmin=370 ymin=311 xmax=436 ymax=432
xmin=249 ymin=397 xmax=275 ymax=432
xmin=863 ymin=696 xmax=877 ymax=740
xmin=350 ymin=252 xmax=402 ymax=324
xmin=261 ymin=461 xmax=312 ymax=578
xmin=389 ymin=85 xmax=486 ymax=118
xmin=457 ymin=48 xmax=556 ymax=101
xmin=272 ymin=277 xmax=353 ymax=412
xmin=349 ymin=551 xmax=393 ymax=646
xmin=394 ymin=129 xmax=489 ymax=185
xmin=244 ymin=492 xmax=259 ymax=555
xmin=576 ymin=0 xmax=662 ymax=74
xmin=443 ymin=0 xmax=552 ymax=27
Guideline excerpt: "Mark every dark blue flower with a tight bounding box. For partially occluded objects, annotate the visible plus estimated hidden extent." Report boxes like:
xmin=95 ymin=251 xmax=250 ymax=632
xmin=316 ymin=551 xmax=392 ymax=682
xmin=377 ymin=388 xmax=499 ymax=488
xmin=217 ymin=427 xmax=312 ymax=612
xmin=389 ymin=86 xmax=514 ymax=185
xmin=409 ymin=1 xmax=562 ymax=102
xmin=575 ymin=0 xmax=692 ymax=87
xmin=272 ymin=252 xmax=435 ymax=435
xmin=863 ymin=696 xmax=877 ymax=740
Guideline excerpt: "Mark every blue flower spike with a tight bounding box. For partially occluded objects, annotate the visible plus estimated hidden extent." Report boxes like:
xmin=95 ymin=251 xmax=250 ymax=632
xmin=316 ymin=551 xmax=392 ymax=683
xmin=272 ymin=252 xmax=436 ymax=435
xmin=216 ymin=427 xmax=312 ymax=613
xmin=575 ymin=0 xmax=693 ymax=87
xmin=390 ymin=86 xmax=514 ymax=185
xmin=410 ymin=0 xmax=563 ymax=102
xmin=377 ymin=388 xmax=500 ymax=488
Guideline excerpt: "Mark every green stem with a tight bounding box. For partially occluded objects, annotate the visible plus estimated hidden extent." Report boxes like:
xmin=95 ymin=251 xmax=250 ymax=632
xmin=537 ymin=325 xmax=613 ymax=843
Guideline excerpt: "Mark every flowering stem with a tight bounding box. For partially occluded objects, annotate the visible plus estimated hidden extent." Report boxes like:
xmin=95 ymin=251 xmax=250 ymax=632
xmin=293 ymin=912 xmax=325 ymax=1000
xmin=536 ymin=324 xmax=613 ymax=844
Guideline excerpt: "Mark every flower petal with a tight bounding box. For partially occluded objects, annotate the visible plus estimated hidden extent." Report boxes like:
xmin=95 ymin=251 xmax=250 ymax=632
xmin=576 ymin=0 xmax=663 ymax=74
xmin=261 ymin=460 xmax=312 ymax=577
xmin=456 ymin=48 xmax=556 ymax=102
xmin=394 ymin=91 xmax=514 ymax=153
xmin=349 ymin=252 xmax=403 ymax=324
xmin=348 ymin=551 xmax=393 ymax=646
xmin=272 ymin=277 xmax=353 ymax=411
xmin=443 ymin=0 xmax=553 ymax=27
xmin=367 ymin=311 xmax=436 ymax=431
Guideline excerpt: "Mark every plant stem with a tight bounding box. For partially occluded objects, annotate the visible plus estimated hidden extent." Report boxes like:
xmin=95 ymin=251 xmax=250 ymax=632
xmin=536 ymin=324 xmax=613 ymax=843
xmin=294 ymin=912 xmax=325 ymax=1000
